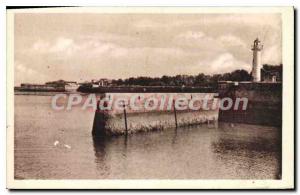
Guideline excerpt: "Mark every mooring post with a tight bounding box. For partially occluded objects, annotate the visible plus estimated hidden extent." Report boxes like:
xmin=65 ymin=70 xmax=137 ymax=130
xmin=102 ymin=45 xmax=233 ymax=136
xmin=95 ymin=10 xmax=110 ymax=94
xmin=173 ymin=100 xmax=178 ymax=128
xmin=123 ymin=102 xmax=128 ymax=135
xmin=92 ymin=100 xmax=101 ymax=137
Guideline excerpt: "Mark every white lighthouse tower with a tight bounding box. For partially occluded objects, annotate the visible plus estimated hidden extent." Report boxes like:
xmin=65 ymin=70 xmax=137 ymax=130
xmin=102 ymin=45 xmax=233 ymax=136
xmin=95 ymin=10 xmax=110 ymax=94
xmin=251 ymin=38 xmax=263 ymax=82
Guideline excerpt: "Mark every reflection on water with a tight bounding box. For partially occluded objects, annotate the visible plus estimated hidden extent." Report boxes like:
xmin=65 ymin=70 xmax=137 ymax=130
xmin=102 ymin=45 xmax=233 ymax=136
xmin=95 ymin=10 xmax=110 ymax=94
xmin=91 ymin=124 xmax=281 ymax=179
xmin=14 ymin=95 xmax=281 ymax=179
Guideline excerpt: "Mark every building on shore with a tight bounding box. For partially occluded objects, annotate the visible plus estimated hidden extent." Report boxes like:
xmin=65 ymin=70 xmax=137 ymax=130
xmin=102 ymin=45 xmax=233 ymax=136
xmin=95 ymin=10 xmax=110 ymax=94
xmin=45 ymin=80 xmax=79 ymax=92
xmin=91 ymin=79 xmax=113 ymax=87
xmin=261 ymin=64 xmax=282 ymax=83
xmin=15 ymin=80 xmax=79 ymax=92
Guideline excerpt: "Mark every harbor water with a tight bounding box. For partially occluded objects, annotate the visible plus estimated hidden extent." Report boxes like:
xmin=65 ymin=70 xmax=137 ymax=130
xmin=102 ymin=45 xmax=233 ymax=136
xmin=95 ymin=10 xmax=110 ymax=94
xmin=14 ymin=94 xmax=281 ymax=179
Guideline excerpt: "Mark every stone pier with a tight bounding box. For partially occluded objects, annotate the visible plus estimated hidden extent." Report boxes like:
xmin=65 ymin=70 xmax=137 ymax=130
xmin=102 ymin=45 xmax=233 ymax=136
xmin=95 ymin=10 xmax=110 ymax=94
xmin=92 ymin=93 xmax=219 ymax=136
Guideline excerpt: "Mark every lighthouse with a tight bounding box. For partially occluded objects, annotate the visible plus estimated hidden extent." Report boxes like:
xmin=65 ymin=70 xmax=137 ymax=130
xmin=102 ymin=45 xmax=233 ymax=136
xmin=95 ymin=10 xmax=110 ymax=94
xmin=251 ymin=38 xmax=263 ymax=82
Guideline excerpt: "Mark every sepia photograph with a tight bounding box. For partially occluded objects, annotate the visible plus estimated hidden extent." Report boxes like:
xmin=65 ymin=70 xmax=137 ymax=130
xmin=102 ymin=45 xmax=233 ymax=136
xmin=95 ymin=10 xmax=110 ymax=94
xmin=6 ymin=7 xmax=294 ymax=189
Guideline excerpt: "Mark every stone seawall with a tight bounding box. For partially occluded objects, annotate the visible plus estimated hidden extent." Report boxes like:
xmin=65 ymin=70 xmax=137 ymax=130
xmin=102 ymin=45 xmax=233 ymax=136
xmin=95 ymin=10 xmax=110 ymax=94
xmin=92 ymin=93 xmax=219 ymax=136
xmin=218 ymin=82 xmax=282 ymax=126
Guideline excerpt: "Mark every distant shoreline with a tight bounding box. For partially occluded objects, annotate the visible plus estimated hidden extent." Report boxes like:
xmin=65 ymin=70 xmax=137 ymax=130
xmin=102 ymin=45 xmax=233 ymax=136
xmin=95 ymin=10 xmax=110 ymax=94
xmin=14 ymin=91 xmax=84 ymax=96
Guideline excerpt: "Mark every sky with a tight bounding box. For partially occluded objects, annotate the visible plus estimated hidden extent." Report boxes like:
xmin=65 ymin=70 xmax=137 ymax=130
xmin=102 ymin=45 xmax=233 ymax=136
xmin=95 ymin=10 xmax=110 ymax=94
xmin=14 ymin=13 xmax=282 ymax=85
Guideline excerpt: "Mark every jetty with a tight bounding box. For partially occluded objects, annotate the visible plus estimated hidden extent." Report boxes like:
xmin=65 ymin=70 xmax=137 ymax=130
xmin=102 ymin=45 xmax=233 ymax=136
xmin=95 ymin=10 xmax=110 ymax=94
xmin=92 ymin=92 xmax=219 ymax=136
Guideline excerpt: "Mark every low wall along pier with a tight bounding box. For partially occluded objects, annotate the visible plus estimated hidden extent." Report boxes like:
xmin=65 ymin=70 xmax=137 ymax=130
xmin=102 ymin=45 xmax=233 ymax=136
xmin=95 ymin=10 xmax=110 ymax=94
xmin=92 ymin=93 xmax=219 ymax=136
